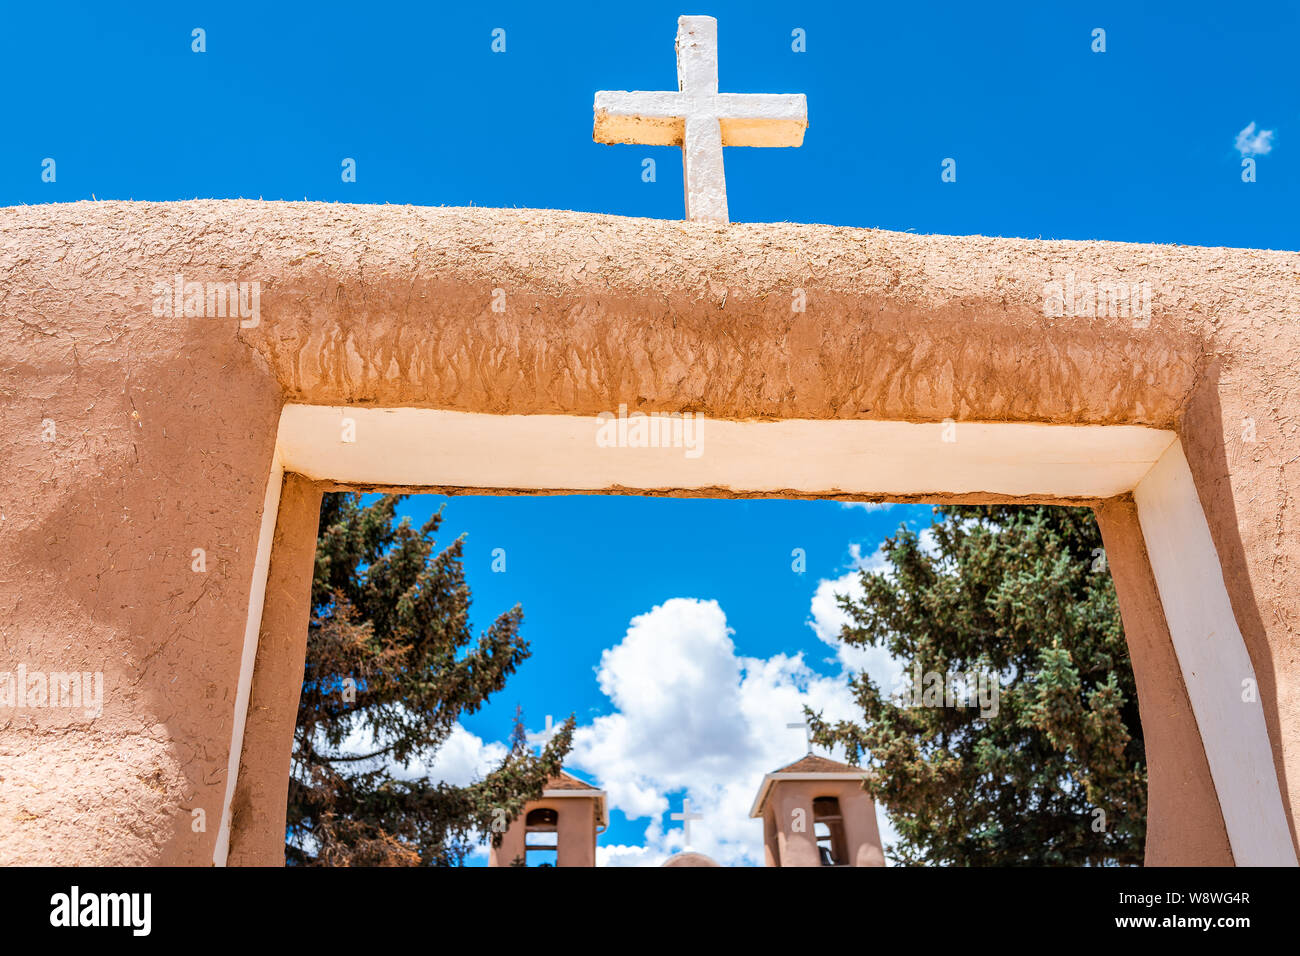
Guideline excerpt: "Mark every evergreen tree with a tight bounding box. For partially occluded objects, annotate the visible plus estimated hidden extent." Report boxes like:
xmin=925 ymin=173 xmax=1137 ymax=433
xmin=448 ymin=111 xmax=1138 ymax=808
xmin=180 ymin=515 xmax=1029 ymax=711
xmin=286 ymin=493 xmax=573 ymax=866
xmin=809 ymin=505 xmax=1146 ymax=866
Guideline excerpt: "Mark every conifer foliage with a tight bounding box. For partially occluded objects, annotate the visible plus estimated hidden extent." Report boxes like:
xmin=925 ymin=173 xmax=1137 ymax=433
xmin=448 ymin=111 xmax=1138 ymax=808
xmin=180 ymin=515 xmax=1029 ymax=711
xmin=810 ymin=505 xmax=1146 ymax=866
xmin=286 ymin=493 xmax=573 ymax=865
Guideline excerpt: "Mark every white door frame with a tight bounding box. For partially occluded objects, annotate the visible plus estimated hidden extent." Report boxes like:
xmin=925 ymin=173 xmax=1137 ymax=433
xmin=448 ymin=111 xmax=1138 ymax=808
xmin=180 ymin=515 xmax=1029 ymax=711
xmin=214 ymin=405 xmax=1297 ymax=867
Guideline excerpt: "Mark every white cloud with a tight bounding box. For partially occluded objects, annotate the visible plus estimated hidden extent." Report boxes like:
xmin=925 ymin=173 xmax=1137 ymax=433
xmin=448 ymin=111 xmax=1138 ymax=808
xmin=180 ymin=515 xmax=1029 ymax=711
xmin=568 ymin=597 xmax=876 ymax=867
xmin=296 ymin=717 xmax=511 ymax=860
xmin=1235 ymin=122 xmax=1275 ymax=157
xmin=595 ymin=842 xmax=660 ymax=867
xmin=809 ymin=568 xmax=903 ymax=689
xmin=414 ymin=724 xmax=510 ymax=786
xmin=316 ymin=716 xmax=509 ymax=787
xmin=806 ymin=530 xmax=939 ymax=690
xmin=840 ymin=501 xmax=895 ymax=511
xmin=847 ymin=540 xmax=890 ymax=570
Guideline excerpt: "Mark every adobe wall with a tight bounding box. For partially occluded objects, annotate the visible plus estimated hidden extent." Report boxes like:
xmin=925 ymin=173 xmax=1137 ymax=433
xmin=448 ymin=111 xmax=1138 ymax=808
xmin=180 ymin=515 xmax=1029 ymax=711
xmin=764 ymin=780 xmax=885 ymax=867
xmin=226 ymin=475 xmax=324 ymax=866
xmin=1 ymin=200 xmax=1296 ymax=865
xmin=1094 ymin=498 xmax=1233 ymax=864
xmin=487 ymin=800 xmax=598 ymax=868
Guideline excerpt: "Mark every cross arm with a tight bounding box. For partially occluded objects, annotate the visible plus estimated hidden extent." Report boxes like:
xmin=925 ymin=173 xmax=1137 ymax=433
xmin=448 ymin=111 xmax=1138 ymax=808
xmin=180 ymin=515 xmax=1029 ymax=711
xmin=715 ymin=93 xmax=808 ymax=147
xmin=593 ymin=90 xmax=688 ymax=146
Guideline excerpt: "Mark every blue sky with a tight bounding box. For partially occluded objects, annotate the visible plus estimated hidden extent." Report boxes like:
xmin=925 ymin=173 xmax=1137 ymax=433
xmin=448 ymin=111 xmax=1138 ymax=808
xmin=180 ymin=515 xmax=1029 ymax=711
xmin=7 ymin=1 xmax=1295 ymax=864
xmin=3 ymin=1 xmax=1294 ymax=247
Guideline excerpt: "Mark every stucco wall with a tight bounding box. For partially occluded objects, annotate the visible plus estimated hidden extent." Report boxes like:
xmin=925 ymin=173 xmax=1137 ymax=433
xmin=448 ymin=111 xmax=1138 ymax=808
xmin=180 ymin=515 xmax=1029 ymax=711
xmin=763 ymin=780 xmax=885 ymax=867
xmin=487 ymin=799 xmax=598 ymax=868
xmin=2 ymin=200 xmax=1296 ymax=865
xmin=1094 ymin=498 xmax=1233 ymax=864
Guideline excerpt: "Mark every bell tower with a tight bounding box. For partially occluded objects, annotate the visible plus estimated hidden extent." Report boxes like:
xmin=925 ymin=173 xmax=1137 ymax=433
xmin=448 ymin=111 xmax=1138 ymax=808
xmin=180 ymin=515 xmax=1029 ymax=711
xmin=488 ymin=771 xmax=606 ymax=867
xmin=749 ymin=755 xmax=886 ymax=867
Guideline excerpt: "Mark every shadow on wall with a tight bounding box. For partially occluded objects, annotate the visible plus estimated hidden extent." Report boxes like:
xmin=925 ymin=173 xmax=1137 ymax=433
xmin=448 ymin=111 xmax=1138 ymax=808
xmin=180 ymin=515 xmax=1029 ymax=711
xmin=1184 ymin=361 xmax=1296 ymax=850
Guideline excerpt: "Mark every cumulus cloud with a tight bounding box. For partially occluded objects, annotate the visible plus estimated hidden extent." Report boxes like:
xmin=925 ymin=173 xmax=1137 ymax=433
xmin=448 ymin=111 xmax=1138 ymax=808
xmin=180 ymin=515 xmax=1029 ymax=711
xmin=806 ymin=531 xmax=939 ymax=689
xmin=312 ymin=715 xmax=508 ymax=786
xmin=568 ymin=597 xmax=867 ymax=867
xmin=413 ymin=724 xmax=510 ymax=786
xmin=840 ymin=501 xmax=896 ymax=511
xmin=298 ymin=716 xmax=512 ymax=860
xmin=1235 ymin=122 xmax=1275 ymax=157
xmin=808 ymin=543 xmax=899 ymax=685
xmin=595 ymin=842 xmax=660 ymax=867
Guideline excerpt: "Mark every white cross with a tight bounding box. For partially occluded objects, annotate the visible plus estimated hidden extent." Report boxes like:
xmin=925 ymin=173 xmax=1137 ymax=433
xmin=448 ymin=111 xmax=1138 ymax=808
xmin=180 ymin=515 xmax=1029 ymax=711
xmin=670 ymin=798 xmax=704 ymax=847
xmin=787 ymin=719 xmax=813 ymax=754
xmin=526 ymin=715 xmax=557 ymax=754
xmin=593 ymin=15 xmax=808 ymax=224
